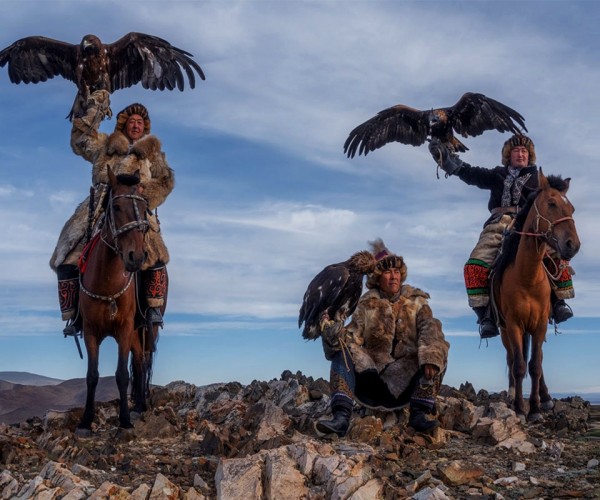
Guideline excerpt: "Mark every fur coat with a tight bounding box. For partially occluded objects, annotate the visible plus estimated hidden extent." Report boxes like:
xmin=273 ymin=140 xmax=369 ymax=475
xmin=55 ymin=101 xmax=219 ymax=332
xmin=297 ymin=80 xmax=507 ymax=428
xmin=50 ymin=90 xmax=174 ymax=271
xmin=345 ymin=285 xmax=449 ymax=399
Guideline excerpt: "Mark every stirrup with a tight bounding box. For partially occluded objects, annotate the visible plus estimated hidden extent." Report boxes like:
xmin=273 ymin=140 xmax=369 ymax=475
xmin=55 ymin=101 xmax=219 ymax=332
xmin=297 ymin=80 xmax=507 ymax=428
xmin=63 ymin=317 xmax=82 ymax=337
xmin=479 ymin=319 xmax=499 ymax=339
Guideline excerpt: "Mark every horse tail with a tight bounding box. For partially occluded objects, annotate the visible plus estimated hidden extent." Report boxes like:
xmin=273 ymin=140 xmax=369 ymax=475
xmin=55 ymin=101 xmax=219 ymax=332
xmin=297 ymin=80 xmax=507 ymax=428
xmin=130 ymin=326 xmax=159 ymax=403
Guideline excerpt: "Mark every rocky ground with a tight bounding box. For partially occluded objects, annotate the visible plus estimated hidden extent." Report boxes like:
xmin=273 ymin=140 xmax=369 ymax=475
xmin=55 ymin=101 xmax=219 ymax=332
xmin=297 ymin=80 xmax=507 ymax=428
xmin=1 ymin=371 xmax=599 ymax=499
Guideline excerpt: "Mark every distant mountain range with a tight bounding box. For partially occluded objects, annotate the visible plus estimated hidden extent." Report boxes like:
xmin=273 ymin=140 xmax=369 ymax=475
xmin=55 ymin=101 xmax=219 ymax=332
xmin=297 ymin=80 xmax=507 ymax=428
xmin=0 ymin=371 xmax=120 ymax=425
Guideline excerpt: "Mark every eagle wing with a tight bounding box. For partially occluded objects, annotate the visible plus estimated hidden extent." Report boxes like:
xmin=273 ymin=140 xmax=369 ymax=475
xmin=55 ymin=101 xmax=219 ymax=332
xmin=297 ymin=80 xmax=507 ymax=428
xmin=106 ymin=32 xmax=205 ymax=92
xmin=299 ymin=261 xmax=353 ymax=340
xmin=344 ymin=104 xmax=430 ymax=158
xmin=0 ymin=36 xmax=78 ymax=84
xmin=450 ymin=92 xmax=527 ymax=138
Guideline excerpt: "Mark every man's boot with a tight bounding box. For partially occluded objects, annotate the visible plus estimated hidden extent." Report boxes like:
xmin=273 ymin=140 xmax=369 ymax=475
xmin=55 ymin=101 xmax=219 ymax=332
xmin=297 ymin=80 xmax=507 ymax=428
xmin=316 ymin=405 xmax=352 ymax=437
xmin=473 ymin=306 xmax=499 ymax=339
xmin=551 ymin=294 xmax=573 ymax=324
xmin=409 ymin=402 xmax=440 ymax=434
xmin=57 ymin=264 xmax=82 ymax=337
xmin=143 ymin=264 xmax=167 ymax=328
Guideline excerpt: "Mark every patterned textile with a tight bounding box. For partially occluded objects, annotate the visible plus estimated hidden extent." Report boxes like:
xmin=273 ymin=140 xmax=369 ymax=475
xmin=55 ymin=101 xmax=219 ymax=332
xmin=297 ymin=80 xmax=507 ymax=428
xmin=410 ymin=371 xmax=444 ymax=411
xmin=143 ymin=264 xmax=168 ymax=307
xmin=464 ymin=258 xmax=491 ymax=305
xmin=501 ymin=172 xmax=532 ymax=207
xmin=544 ymin=257 xmax=575 ymax=300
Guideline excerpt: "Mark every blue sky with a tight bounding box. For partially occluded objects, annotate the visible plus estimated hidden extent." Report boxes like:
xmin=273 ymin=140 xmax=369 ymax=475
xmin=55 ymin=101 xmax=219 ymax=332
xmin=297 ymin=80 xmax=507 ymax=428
xmin=0 ymin=0 xmax=598 ymax=396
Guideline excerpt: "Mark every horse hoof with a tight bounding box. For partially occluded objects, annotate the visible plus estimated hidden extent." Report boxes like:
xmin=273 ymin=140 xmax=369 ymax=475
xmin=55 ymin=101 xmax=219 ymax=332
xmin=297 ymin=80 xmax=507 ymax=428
xmin=541 ymin=400 xmax=555 ymax=411
xmin=527 ymin=412 xmax=544 ymax=423
xmin=74 ymin=427 xmax=92 ymax=438
xmin=115 ymin=426 xmax=136 ymax=442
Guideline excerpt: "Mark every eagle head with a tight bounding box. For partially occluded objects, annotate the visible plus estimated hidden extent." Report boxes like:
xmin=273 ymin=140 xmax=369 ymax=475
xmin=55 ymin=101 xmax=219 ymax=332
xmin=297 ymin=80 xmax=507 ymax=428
xmin=81 ymin=35 xmax=102 ymax=54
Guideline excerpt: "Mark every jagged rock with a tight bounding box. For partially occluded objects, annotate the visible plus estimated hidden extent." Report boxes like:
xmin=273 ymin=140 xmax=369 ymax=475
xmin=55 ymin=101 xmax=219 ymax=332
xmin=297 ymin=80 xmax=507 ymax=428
xmin=437 ymin=460 xmax=485 ymax=486
xmin=0 ymin=374 xmax=598 ymax=499
xmin=215 ymin=456 xmax=263 ymax=499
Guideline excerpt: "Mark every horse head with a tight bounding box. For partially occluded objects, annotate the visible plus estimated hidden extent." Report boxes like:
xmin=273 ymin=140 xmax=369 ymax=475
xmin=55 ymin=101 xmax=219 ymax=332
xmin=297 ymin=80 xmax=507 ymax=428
xmin=535 ymin=168 xmax=580 ymax=261
xmin=107 ymin=167 xmax=149 ymax=272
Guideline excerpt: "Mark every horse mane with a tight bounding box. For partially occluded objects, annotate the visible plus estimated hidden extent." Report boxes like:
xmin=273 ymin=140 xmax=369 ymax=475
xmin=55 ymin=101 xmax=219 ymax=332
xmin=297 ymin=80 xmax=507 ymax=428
xmin=494 ymin=174 xmax=567 ymax=283
xmin=116 ymin=173 xmax=141 ymax=186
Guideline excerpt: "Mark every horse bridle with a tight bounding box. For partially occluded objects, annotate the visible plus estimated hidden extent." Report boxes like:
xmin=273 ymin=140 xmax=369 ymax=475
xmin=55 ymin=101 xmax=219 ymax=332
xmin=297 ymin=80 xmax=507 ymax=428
xmin=514 ymin=198 xmax=575 ymax=281
xmin=514 ymin=198 xmax=574 ymax=242
xmin=80 ymin=188 xmax=149 ymax=319
xmin=107 ymin=191 xmax=150 ymax=241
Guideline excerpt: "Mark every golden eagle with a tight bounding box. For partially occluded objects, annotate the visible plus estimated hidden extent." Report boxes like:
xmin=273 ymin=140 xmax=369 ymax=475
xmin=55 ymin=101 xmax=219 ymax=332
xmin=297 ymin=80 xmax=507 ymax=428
xmin=344 ymin=92 xmax=527 ymax=158
xmin=299 ymin=250 xmax=375 ymax=340
xmin=0 ymin=32 xmax=205 ymax=119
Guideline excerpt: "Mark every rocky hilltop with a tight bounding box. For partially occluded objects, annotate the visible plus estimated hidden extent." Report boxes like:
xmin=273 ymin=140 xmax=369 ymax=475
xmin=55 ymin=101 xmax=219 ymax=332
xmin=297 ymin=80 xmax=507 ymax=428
xmin=1 ymin=371 xmax=598 ymax=499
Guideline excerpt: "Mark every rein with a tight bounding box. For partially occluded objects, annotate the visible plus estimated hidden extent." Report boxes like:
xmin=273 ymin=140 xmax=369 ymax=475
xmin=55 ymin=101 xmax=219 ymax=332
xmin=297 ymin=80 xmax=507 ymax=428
xmin=80 ymin=187 xmax=148 ymax=319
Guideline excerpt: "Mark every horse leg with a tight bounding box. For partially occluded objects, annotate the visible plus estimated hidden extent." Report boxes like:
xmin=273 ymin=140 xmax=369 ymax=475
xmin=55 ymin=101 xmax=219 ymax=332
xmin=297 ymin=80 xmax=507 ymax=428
xmin=507 ymin=331 xmax=527 ymax=420
xmin=115 ymin=342 xmax=133 ymax=429
xmin=527 ymin=338 xmax=544 ymax=422
xmin=130 ymin=339 xmax=147 ymax=414
xmin=539 ymin=372 xmax=554 ymax=411
xmin=502 ymin=332 xmax=516 ymax=401
xmin=78 ymin=336 xmax=100 ymax=431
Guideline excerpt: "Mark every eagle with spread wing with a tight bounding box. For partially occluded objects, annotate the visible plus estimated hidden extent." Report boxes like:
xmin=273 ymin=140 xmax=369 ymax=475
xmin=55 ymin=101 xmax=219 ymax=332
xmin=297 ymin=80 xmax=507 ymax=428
xmin=0 ymin=32 xmax=205 ymax=119
xmin=299 ymin=250 xmax=376 ymax=340
xmin=344 ymin=92 xmax=527 ymax=158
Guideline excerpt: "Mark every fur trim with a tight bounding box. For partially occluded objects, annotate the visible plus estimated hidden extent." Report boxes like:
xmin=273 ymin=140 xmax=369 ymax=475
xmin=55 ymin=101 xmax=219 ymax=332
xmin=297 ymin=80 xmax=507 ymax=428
xmin=501 ymin=134 xmax=536 ymax=166
xmin=106 ymin=131 xmax=130 ymax=156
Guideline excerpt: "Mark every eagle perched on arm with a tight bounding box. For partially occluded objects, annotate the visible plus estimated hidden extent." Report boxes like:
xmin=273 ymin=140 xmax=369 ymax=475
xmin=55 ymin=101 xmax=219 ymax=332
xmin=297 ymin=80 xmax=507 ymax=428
xmin=0 ymin=32 xmax=206 ymax=119
xmin=344 ymin=92 xmax=527 ymax=158
xmin=299 ymin=250 xmax=376 ymax=340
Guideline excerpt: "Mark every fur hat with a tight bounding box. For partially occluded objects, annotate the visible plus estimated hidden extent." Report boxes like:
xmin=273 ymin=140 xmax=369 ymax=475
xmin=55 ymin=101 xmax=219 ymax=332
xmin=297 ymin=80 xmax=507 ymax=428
xmin=114 ymin=103 xmax=151 ymax=136
xmin=366 ymin=238 xmax=407 ymax=289
xmin=501 ymin=134 xmax=536 ymax=166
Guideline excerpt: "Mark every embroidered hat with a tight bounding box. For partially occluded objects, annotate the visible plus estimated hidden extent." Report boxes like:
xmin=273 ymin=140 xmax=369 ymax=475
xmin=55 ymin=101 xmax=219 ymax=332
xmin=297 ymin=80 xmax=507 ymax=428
xmin=366 ymin=238 xmax=407 ymax=289
xmin=501 ymin=134 xmax=536 ymax=166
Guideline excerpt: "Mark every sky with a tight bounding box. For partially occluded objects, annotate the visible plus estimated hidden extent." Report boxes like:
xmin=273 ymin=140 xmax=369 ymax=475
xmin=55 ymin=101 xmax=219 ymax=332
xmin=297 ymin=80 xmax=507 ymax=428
xmin=0 ymin=0 xmax=598 ymax=397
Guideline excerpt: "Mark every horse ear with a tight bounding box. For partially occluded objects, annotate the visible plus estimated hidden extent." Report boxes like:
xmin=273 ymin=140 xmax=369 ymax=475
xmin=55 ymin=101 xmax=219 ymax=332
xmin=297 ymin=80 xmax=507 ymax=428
xmin=537 ymin=167 xmax=549 ymax=189
xmin=563 ymin=177 xmax=571 ymax=193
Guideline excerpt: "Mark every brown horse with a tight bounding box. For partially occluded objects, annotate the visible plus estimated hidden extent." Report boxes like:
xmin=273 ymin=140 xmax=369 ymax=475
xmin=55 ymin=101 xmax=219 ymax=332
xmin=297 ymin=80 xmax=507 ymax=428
xmin=77 ymin=167 xmax=159 ymax=433
xmin=493 ymin=169 xmax=580 ymax=422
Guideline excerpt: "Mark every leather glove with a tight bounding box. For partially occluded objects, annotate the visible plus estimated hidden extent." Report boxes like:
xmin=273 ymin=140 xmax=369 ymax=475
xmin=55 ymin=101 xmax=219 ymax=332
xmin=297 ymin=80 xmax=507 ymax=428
xmin=429 ymin=138 xmax=462 ymax=175
xmin=321 ymin=317 xmax=344 ymax=361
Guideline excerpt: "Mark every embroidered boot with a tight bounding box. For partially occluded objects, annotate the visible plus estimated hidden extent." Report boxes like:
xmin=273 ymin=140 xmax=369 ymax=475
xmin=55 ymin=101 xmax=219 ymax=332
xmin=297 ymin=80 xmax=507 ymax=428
xmin=57 ymin=264 xmax=82 ymax=337
xmin=473 ymin=306 xmax=499 ymax=339
xmin=316 ymin=404 xmax=352 ymax=437
xmin=143 ymin=263 xmax=167 ymax=327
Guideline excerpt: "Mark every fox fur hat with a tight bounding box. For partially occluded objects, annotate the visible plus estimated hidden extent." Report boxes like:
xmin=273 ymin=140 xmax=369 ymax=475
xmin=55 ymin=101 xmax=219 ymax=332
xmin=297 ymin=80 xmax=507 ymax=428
xmin=501 ymin=134 xmax=536 ymax=166
xmin=366 ymin=238 xmax=407 ymax=289
xmin=114 ymin=103 xmax=151 ymax=136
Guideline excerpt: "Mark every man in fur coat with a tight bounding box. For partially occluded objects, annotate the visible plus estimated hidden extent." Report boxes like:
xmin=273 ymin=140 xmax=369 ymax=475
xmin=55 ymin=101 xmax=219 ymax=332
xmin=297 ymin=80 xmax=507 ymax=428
xmin=316 ymin=239 xmax=450 ymax=437
xmin=429 ymin=134 xmax=575 ymax=339
xmin=50 ymin=89 xmax=174 ymax=336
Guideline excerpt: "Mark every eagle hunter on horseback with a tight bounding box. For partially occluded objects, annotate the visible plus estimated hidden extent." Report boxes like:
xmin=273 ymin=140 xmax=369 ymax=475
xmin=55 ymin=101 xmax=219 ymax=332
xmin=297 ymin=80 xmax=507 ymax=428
xmin=50 ymin=90 xmax=174 ymax=340
xmin=428 ymin=134 xmax=576 ymax=339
